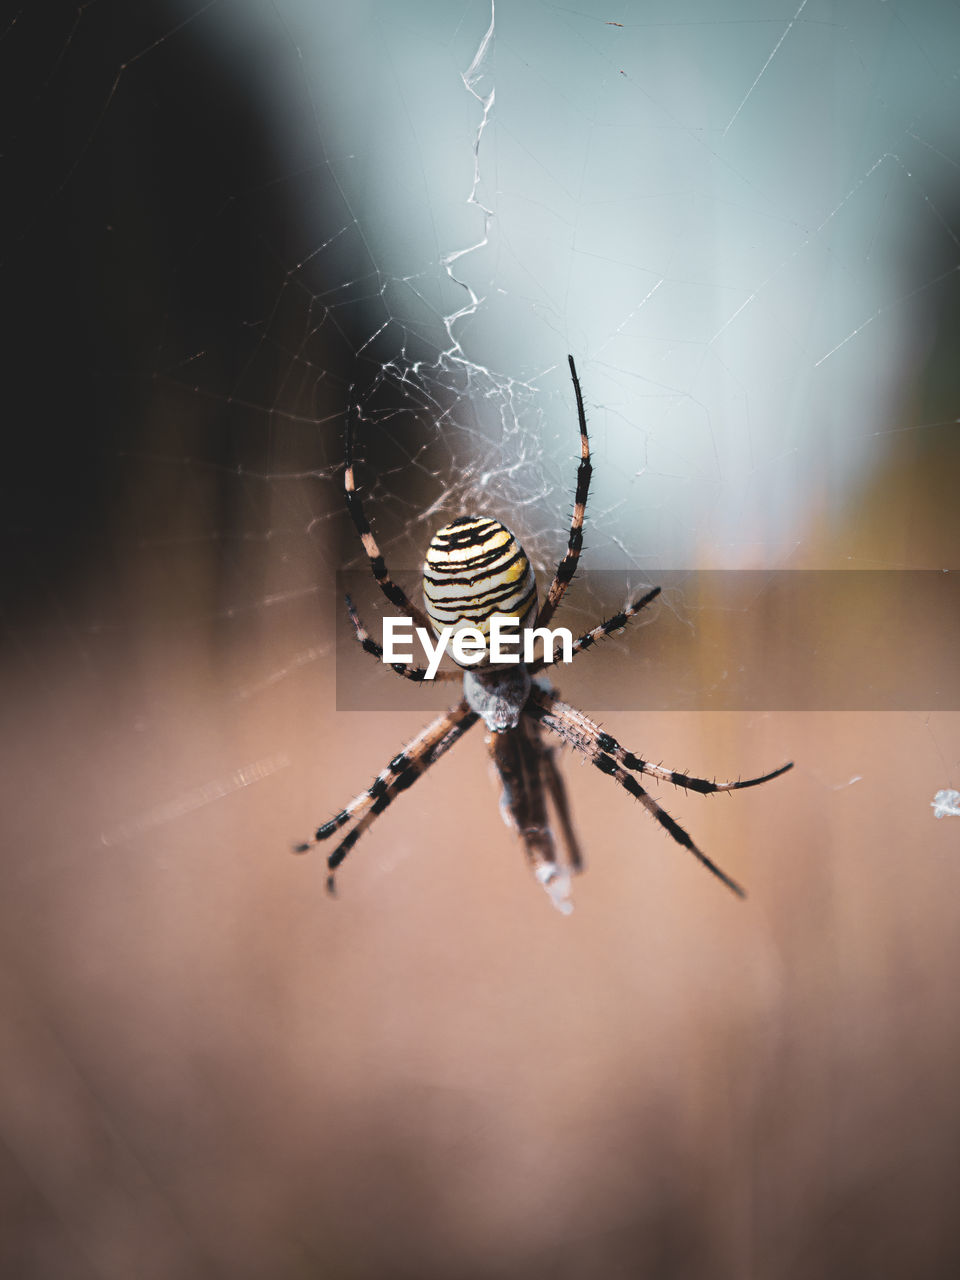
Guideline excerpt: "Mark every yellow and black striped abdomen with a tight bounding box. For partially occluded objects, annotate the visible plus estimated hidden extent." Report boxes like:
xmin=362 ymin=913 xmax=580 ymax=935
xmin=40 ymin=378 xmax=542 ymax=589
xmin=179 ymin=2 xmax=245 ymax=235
xmin=423 ymin=516 xmax=538 ymax=644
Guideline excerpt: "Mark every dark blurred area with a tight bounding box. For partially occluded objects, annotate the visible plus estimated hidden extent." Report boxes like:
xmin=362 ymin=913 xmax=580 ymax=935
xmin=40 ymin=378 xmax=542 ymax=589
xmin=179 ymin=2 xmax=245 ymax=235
xmin=0 ymin=0 xmax=357 ymax=632
xmin=1 ymin=4 xmax=959 ymax=1280
xmin=4 ymin=1 xmax=245 ymax=612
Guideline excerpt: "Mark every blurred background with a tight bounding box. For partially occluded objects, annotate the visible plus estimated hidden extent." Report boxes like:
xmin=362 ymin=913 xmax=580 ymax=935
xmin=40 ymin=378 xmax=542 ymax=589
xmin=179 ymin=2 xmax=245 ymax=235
xmin=1 ymin=1 xmax=958 ymax=1276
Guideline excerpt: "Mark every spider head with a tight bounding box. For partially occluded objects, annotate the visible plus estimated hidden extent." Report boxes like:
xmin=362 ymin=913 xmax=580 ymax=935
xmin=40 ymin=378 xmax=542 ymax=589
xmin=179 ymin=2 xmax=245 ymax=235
xmin=422 ymin=516 xmax=538 ymax=667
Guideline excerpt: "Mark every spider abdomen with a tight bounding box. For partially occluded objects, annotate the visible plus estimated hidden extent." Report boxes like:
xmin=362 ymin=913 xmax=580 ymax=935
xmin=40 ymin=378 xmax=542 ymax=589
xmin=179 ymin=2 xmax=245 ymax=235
xmin=423 ymin=516 xmax=538 ymax=645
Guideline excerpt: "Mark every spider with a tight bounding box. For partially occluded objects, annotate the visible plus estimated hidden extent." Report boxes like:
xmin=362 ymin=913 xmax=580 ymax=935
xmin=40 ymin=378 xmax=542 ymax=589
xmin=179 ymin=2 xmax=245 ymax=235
xmin=296 ymin=356 xmax=793 ymax=913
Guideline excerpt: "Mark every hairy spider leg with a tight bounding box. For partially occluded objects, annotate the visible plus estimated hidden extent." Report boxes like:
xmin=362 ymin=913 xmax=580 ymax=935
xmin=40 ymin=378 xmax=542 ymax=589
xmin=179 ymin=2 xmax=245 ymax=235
xmin=528 ymin=703 xmax=734 ymax=899
xmin=343 ymin=418 xmax=434 ymax=634
xmin=540 ymin=740 xmax=585 ymax=873
xmin=488 ymin=717 xmax=573 ymax=913
xmin=321 ymin=708 xmax=478 ymax=893
xmin=294 ymin=700 xmax=478 ymax=884
xmin=528 ymin=586 xmax=662 ymax=674
xmin=536 ymin=354 xmax=593 ymax=630
xmin=344 ymin=594 xmax=460 ymax=682
xmin=530 ymin=686 xmax=794 ymax=794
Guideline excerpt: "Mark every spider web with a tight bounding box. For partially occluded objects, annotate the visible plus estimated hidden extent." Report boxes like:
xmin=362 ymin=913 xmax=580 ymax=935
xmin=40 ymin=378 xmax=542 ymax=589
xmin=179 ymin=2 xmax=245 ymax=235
xmin=1 ymin=0 xmax=957 ymax=844
xmin=6 ymin=0 xmax=958 ymax=644
xmin=2 ymin=3 xmax=960 ymax=1276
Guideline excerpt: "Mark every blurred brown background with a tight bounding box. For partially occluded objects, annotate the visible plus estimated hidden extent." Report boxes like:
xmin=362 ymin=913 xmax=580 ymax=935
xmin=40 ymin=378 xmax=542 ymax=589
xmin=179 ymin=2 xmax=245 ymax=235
xmin=2 ymin=4 xmax=959 ymax=1279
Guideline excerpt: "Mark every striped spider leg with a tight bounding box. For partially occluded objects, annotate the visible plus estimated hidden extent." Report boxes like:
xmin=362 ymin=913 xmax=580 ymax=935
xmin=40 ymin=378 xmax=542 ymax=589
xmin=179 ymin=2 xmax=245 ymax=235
xmin=298 ymin=432 xmax=473 ymax=887
xmin=535 ymin=353 xmax=592 ymax=630
xmin=526 ymin=584 xmax=663 ymax=674
xmin=343 ymin=594 xmax=460 ymax=684
xmin=343 ymin=416 xmax=434 ymax=635
xmin=527 ymin=684 xmax=793 ymax=898
xmin=486 ymin=707 xmax=583 ymax=915
xmin=539 ymin=737 xmax=584 ymax=875
xmin=295 ymin=699 xmax=479 ymax=892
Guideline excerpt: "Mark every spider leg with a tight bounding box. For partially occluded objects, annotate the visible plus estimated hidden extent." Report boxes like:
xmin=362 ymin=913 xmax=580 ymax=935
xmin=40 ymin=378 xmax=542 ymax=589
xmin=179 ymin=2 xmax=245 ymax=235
xmin=528 ymin=586 xmax=661 ymax=674
xmin=540 ymin=741 xmax=584 ymax=873
xmin=488 ymin=722 xmax=572 ymax=914
xmin=526 ymin=697 xmax=751 ymax=897
xmin=295 ymin=699 xmax=478 ymax=892
xmin=535 ymin=354 xmax=592 ymax=629
xmin=529 ymin=686 xmax=794 ymax=794
xmin=344 ymin=594 xmax=460 ymax=683
xmin=530 ymin=676 xmax=585 ymax=873
xmin=344 ymin=418 xmax=434 ymax=633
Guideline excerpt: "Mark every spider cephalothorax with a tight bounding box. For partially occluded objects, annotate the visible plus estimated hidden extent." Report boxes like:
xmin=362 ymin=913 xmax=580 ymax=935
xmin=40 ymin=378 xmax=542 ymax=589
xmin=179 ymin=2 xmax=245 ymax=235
xmin=295 ymin=357 xmax=793 ymax=913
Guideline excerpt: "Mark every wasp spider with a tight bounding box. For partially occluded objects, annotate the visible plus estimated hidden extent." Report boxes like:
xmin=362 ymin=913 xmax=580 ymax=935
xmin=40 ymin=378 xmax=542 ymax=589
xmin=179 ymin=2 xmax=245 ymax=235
xmin=296 ymin=357 xmax=793 ymax=913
